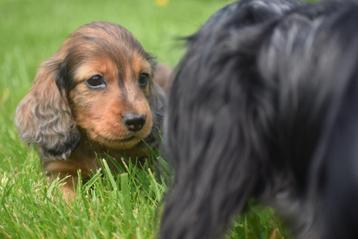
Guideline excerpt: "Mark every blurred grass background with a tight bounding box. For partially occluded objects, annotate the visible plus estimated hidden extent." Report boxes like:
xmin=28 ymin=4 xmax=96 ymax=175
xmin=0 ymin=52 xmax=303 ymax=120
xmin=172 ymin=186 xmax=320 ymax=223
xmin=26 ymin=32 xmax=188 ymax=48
xmin=0 ymin=0 xmax=287 ymax=238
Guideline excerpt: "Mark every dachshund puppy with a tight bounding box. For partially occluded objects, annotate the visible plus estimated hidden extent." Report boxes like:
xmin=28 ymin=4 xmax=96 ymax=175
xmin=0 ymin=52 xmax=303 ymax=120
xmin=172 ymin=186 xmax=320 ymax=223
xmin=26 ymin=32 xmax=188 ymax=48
xmin=15 ymin=22 xmax=168 ymax=200
xmin=160 ymin=0 xmax=358 ymax=238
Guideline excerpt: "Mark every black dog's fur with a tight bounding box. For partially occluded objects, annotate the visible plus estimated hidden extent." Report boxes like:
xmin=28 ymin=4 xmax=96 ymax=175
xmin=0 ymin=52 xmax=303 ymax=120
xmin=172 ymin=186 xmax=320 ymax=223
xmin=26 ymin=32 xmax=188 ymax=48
xmin=160 ymin=0 xmax=358 ymax=238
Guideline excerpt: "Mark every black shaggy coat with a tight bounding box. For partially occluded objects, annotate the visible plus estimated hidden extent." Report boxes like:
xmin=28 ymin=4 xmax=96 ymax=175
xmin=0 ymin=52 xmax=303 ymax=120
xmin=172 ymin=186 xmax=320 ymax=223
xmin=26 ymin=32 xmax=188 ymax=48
xmin=160 ymin=0 xmax=358 ymax=238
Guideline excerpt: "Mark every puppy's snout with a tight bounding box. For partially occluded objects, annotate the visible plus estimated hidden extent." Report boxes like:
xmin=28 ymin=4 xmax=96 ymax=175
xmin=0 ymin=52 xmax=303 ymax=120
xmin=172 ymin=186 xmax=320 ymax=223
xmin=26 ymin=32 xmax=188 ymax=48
xmin=123 ymin=113 xmax=146 ymax=132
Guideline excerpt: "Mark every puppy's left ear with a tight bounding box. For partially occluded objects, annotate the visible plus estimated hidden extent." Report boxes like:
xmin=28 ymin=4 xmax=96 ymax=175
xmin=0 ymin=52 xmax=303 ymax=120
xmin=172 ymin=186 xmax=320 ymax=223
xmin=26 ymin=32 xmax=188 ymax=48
xmin=15 ymin=55 xmax=80 ymax=160
xmin=153 ymin=63 xmax=172 ymax=95
xmin=149 ymin=69 xmax=168 ymax=133
xmin=143 ymin=63 xmax=170 ymax=148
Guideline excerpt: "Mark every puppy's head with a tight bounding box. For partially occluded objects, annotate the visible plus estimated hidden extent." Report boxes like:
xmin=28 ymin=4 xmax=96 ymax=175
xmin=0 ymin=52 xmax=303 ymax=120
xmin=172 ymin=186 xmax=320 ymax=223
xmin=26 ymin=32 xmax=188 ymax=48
xmin=16 ymin=22 xmax=163 ymax=159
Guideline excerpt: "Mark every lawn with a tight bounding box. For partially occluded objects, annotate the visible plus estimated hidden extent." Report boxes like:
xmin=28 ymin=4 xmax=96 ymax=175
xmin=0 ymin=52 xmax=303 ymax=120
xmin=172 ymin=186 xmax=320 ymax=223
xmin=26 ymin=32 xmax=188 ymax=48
xmin=0 ymin=0 xmax=286 ymax=238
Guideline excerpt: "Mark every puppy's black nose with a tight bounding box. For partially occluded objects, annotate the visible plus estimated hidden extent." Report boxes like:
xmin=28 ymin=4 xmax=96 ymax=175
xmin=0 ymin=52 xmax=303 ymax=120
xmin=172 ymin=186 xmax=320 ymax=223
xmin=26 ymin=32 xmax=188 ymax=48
xmin=123 ymin=113 xmax=146 ymax=132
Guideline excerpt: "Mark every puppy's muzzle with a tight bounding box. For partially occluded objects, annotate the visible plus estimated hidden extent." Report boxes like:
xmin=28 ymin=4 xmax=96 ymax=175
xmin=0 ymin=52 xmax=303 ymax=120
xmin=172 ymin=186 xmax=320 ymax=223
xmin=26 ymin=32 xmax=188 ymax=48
xmin=123 ymin=112 xmax=146 ymax=132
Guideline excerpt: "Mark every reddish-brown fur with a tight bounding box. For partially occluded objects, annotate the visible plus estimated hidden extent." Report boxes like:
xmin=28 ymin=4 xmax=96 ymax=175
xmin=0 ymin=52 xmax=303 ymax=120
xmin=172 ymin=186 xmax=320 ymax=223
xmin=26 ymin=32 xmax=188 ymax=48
xmin=15 ymin=22 xmax=170 ymax=201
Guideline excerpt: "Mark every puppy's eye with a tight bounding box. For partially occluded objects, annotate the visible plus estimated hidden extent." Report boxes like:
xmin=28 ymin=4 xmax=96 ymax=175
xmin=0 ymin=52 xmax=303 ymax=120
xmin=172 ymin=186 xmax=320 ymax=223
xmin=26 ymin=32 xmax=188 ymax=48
xmin=138 ymin=73 xmax=150 ymax=88
xmin=86 ymin=75 xmax=106 ymax=89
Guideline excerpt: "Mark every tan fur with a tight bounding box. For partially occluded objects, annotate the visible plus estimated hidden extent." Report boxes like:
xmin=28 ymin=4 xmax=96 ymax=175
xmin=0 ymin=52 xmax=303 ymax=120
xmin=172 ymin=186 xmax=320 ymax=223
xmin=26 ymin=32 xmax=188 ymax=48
xmin=15 ymin=22 xmax=170 ymax=201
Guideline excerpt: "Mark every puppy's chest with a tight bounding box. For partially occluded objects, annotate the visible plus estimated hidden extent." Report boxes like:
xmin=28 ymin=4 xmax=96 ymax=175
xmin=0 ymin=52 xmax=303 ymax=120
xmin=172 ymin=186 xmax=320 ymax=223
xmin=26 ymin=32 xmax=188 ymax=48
xmin=74 ymin=142 xmax=151 ymax=167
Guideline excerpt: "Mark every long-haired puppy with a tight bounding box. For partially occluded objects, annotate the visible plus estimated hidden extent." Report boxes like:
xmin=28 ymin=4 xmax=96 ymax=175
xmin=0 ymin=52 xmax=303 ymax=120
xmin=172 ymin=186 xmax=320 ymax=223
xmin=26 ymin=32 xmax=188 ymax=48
xmin=160 ymin=0 xmax=358 ymax=238
xmin=15 ymin=21 xmax=169 ymax=200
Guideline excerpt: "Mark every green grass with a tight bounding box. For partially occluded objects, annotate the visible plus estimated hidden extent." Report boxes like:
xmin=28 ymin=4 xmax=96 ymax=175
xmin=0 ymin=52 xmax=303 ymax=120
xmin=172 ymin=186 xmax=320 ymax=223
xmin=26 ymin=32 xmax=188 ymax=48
xmin=0 ymin=0 xmax=287 ymax=238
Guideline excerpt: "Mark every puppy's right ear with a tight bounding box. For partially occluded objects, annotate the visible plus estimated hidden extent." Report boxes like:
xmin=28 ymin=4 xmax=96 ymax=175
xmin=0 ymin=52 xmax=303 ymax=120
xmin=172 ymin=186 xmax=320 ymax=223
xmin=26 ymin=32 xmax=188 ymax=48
xmin=15 ymin=55 xmax=80 ymax=160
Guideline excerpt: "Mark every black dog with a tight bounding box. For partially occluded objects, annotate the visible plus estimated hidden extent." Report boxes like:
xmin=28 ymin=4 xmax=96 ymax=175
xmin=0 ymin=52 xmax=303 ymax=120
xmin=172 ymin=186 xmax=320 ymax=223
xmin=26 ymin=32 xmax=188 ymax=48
xmin=160 ymin=0 xmax=358 ymax=238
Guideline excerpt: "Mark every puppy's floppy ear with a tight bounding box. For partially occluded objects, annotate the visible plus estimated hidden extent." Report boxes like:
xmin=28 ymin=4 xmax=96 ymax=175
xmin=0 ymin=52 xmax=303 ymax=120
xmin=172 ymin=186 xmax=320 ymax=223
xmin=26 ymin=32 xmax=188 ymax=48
xmin=144 ymin=67 xmax=167 ymax=148
xmin=152 ymin=63 xmax=172 ymax=95
xmin=15 ymin=55 xmax=80 ymax=160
